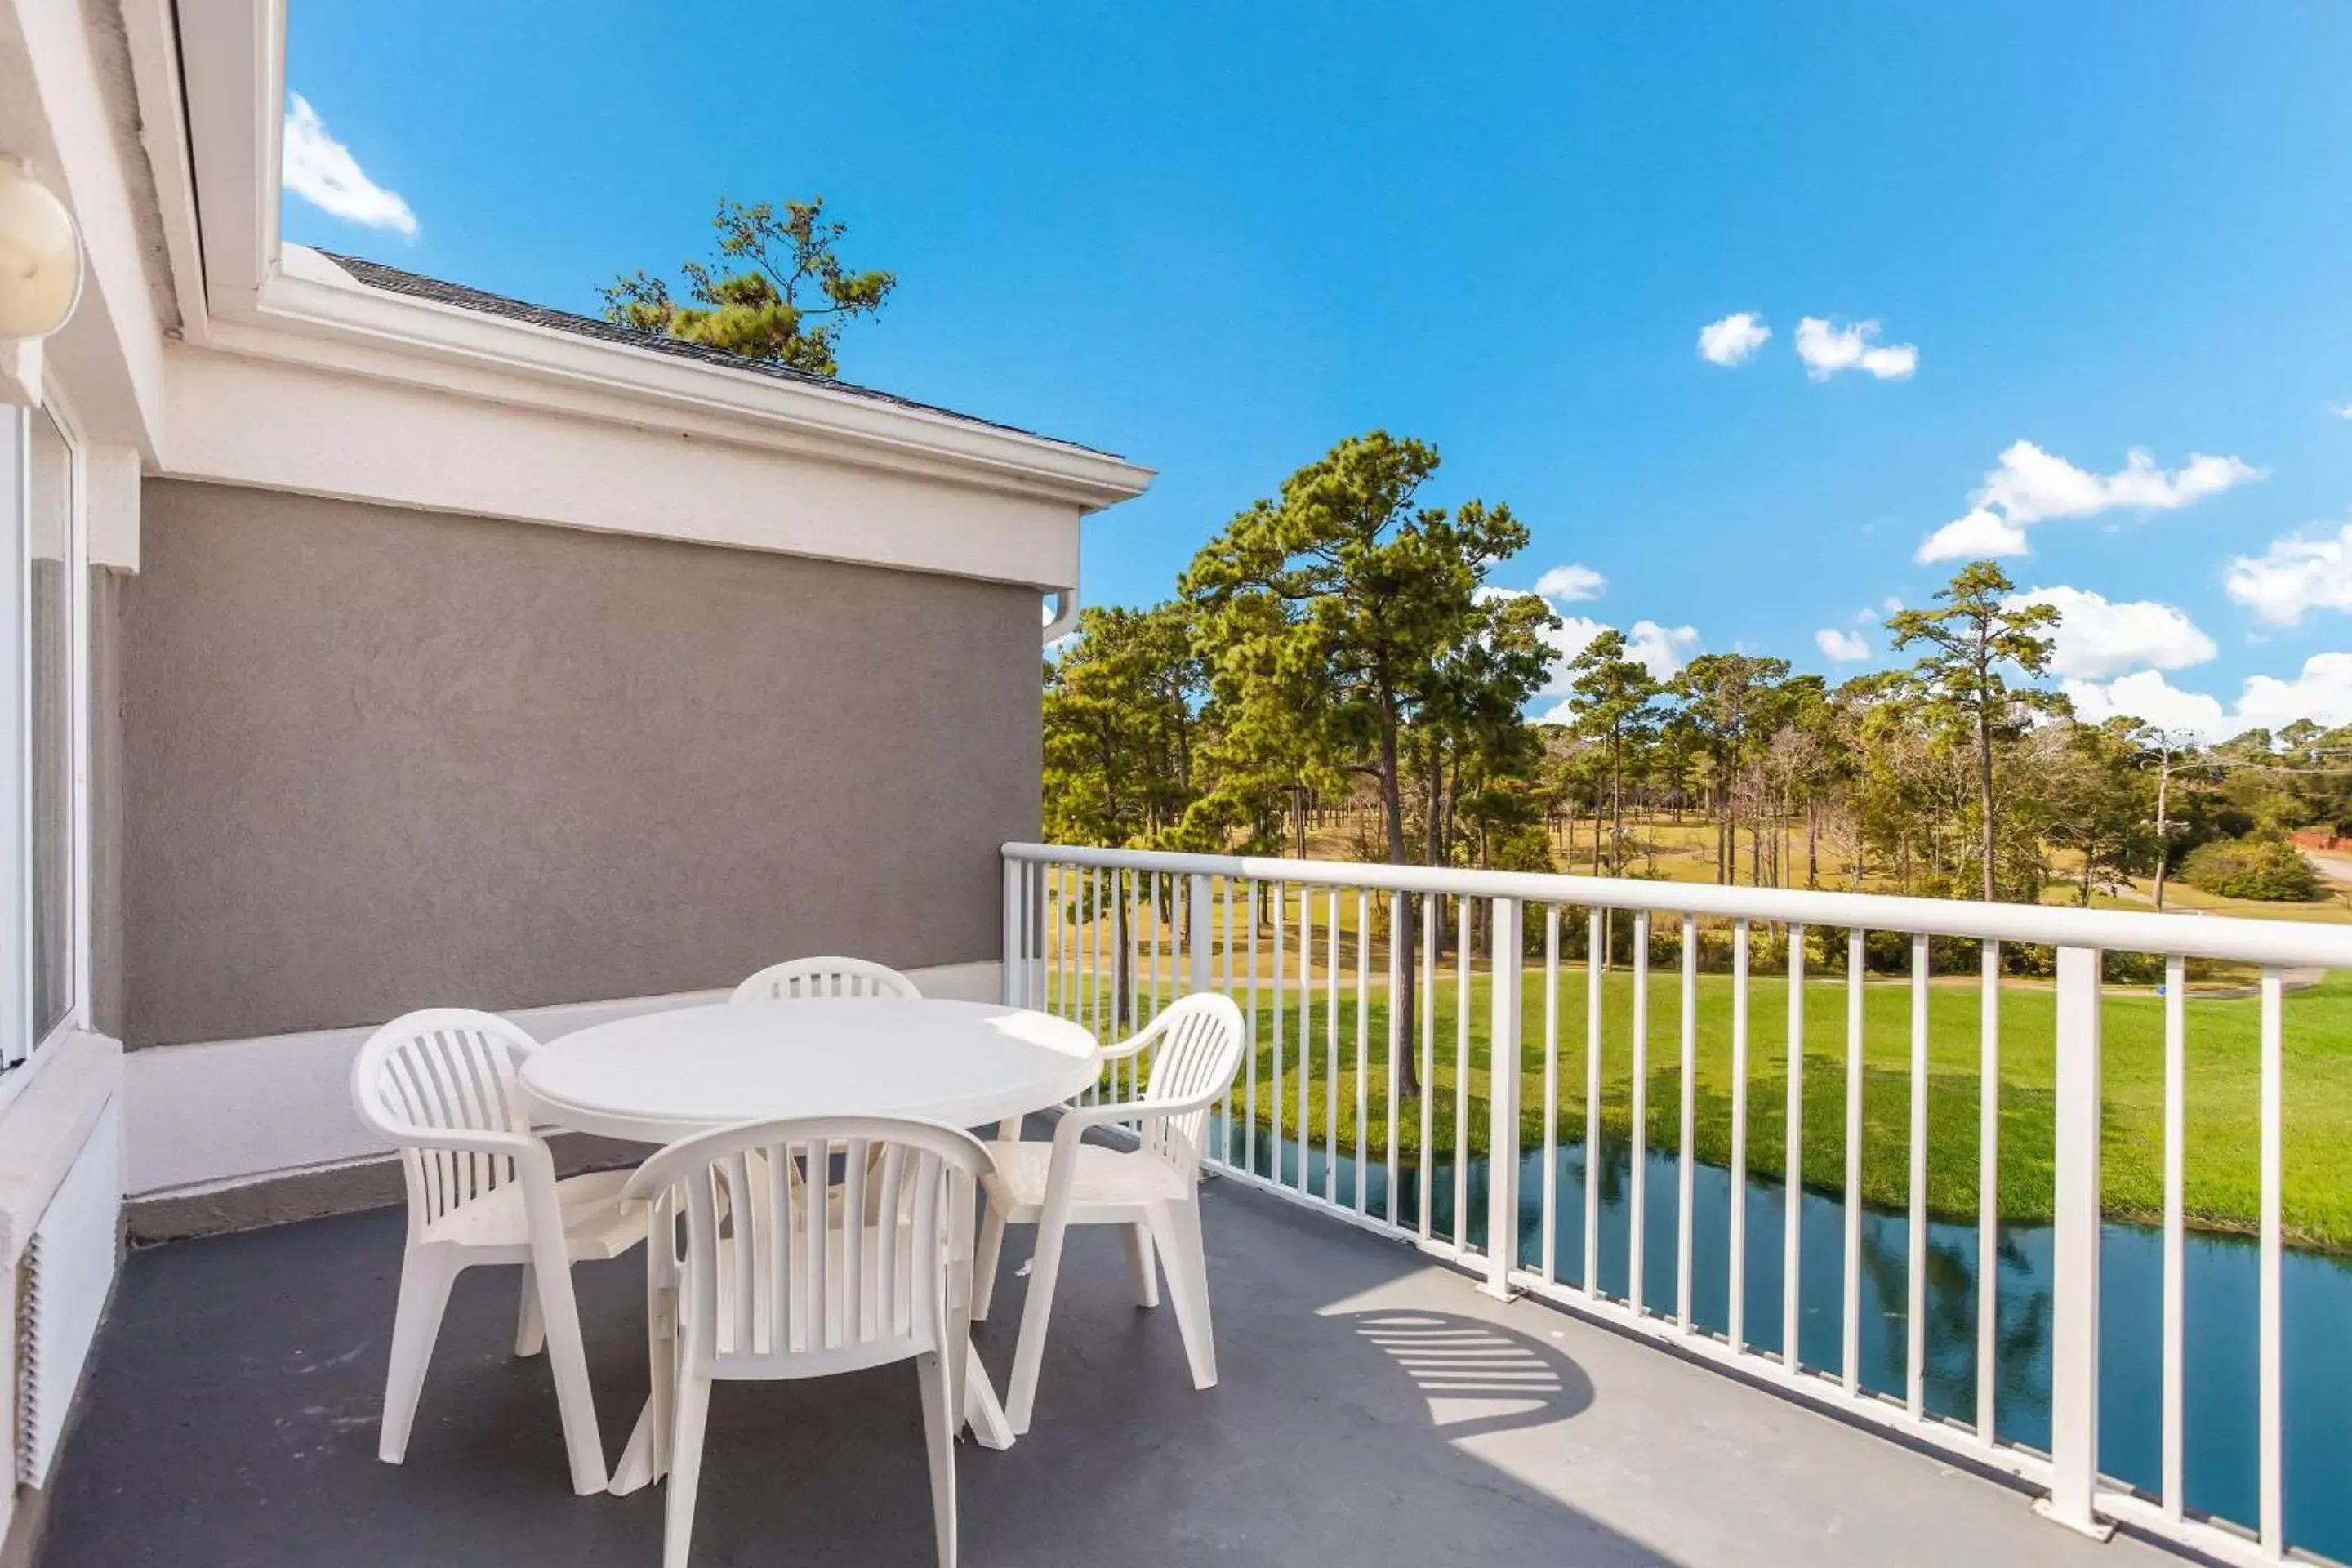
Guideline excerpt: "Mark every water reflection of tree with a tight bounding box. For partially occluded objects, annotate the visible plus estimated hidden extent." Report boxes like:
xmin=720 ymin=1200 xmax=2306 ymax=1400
xmin=1851 ymin=1223 xmax=2048 ymax=1428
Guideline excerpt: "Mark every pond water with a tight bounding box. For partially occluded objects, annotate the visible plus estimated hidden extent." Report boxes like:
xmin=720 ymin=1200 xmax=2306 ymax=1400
xmin=1210 ymin=1117 xmax=2352 ymax=1561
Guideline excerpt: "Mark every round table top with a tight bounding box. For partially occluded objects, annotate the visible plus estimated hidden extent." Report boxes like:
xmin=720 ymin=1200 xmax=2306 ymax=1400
xmin=519 ymin=998 xmax=1102 ymax=1145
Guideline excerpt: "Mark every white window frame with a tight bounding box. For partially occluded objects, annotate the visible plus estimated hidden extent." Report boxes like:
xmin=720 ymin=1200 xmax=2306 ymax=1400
xmin=0 ymin=371 xmax=94 ymax=1098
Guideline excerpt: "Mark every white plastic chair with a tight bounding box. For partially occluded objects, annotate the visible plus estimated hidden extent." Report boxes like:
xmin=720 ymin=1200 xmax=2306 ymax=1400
xmin=973 ymin=992 xmax=1245 ymax=1434
xmin=350 ymin=1008 xmax=648 ymax=1495
xmin=730 ymin=956 xmax=921 ymax=1002
xmin=624 ymin=1116 xmax=993 ymax=1568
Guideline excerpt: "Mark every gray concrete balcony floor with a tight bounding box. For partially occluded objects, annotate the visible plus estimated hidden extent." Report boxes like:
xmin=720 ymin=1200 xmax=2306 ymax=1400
xmin=42 ymin=1165 xmax=2182 ymax=1568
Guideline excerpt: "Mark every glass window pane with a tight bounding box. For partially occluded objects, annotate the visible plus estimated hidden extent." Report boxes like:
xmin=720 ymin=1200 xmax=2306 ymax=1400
xmin=29 ymin=407 xmax=73 ymax=1040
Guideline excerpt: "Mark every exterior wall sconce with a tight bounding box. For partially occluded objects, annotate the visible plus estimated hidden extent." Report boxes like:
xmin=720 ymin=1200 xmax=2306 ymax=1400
xmin=0 ymin=160 xmax=84 ymax=344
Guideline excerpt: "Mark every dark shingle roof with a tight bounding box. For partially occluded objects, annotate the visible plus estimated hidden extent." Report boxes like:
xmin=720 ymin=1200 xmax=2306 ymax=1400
xmin=315 ymin=252 xmax=1122 ymax=459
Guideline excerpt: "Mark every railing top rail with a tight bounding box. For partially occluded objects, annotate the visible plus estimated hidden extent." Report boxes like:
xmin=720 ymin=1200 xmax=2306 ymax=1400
xmin=1002 ymin=841 xmax=2352 ymax=969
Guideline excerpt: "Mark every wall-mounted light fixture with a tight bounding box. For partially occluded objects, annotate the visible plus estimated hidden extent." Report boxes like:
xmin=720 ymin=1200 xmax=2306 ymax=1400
xmin=0 ymin=160 xmax=83 ymax=344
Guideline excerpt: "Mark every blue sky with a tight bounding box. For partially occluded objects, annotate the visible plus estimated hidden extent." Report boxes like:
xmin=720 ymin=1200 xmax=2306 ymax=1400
xmin=283 ymin=1 xmax=2352 ymax=737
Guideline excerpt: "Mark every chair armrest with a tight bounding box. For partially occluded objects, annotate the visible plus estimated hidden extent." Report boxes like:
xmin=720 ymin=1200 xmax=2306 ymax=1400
xmin=1143 ymin=1082 xmax=1232 ymax=1120
xmin=1097 ymin=1033 xmax=1157 ymax=1062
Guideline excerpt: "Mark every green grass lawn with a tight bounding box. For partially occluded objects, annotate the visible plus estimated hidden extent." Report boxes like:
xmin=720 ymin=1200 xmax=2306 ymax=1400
xmin=1063 ymin=964 xmax=2352 ymax=1250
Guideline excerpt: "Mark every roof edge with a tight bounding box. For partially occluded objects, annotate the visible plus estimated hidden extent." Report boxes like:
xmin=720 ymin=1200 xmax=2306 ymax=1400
xmin=220 ymin=246 xmax=1154 ymax=511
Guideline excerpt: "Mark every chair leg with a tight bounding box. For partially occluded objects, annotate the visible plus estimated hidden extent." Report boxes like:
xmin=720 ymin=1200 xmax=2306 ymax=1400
xmin=645 ymin=1211 xmax=679 ymax=1487
xmin=662 ymin=1374 xmax=713 ymax=1568
xmin=971 ymin=1206 xmax=1008 ymax=1323
xmin=1147 ymin=1196 xmax=1218 ymax=1390
xmin=1119 ymin=1222 xmax=1160 ymax=1309
xmin=378 ymin=1246 xmax=459 ymax=1465
xmin=1004 ymin=1211 xmax=1071 ymax=1436
xmin=915 ymin=1350 xmax=959 ymax=1568
xmin=514 ymin=1262 xmax=546 ymax=1357
xmin=529 ymin=1238 xmax=609 ymax=1494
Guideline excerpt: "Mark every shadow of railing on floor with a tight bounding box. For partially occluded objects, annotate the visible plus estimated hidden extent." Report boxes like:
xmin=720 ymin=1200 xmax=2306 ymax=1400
xmin=1342 ymin=1307 xmax=1594 ymax=1443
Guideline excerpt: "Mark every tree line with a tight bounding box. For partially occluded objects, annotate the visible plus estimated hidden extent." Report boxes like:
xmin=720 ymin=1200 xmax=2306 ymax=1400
xmin=1045 ymin=431 xmax=2350 ymax=931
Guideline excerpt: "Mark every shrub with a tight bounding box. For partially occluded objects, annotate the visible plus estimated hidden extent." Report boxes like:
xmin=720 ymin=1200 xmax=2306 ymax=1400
xmin=2180 ymin=837 xmax=2323 ymax=902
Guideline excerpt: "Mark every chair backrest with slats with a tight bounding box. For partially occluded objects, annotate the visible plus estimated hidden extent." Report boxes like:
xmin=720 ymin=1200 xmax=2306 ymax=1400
xmin=1131 ymin=994 xmax=1247 ymax=1180
xmin=350 ymin=1009 xmax=542 ymax=1238
xmin=625 ymin=1117 xmax=991 ymax=1381
xmin=729 ymin=957 xmax=922 ymax=1004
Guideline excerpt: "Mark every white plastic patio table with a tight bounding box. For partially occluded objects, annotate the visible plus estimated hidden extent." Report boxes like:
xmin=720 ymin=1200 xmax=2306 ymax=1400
xmin=518 ymin=998 xmax=1100 ymax=1494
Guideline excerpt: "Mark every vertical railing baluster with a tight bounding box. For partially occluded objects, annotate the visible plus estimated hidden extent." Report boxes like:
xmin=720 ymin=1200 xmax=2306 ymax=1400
xmin=1730 ymin=917 xmax=1749 ymax=1352
xmin=1908 ymin=930 xmax=1929 ymax=1419
xmin=1092 ymin=866 xmax=1107 ymax=1072
xmin=1542 ymin=904 xmax=1561 ymax=1285
xmin=1387 ymin=889 xmax=1404 ymax=1227
xmin=2259 ymin=964 xmax=2284 ymax=1559
xmin=1188 ymin=871 xmax=1212 ymax=1156
xmin=1485 ymin=897 xmax=1523 ymax=1297
xmin=1454 ymin=895 xmax=1472 ymax=1254
xmin=1297 ymin=884 xmax=1313 ymax=1198
xmin=2045 ymin=944 xmax=2105 ymax=1538
xmin=1980 ymin=939 xmax=2002 ymax=1445
xmin=1843 ymin=926 xmax=1864 ymax=1396
xmin=1678 ymin=913 xmax=1697 ymax=1333
xmin=1001 ymin=858 xmax=1020 ymax=1009
xmin=1245 ymin=881 xmax=1259 ymax=1179
xmin=1631 ymin=911 xmax=1650 ymax=1317
xmin=1419 ymin=893 xmax=1434 ymax=1245
xmin=1355 ymin=888 xmax=1370 ymax=1216
xmin=1025 ymin=861 xmax=1040 ymax=1008
xmin=1064 ymin=865 xmax=1079 ymax=1022
xmin=2161 ymin=952 xmax=2184 ymax=1517
xmin=1585 ymin=909 xmax=1603 ymax=1301
xmin=1146 ymin=871 xmax=1163 ymax=1088
xmin=1784 ymin=923 xmax=1804 ymax=1372
xmin=1326 ymin=887 xmax=1341 ymax=1205
xmin=1272 ymin=884 xmax=1285 ymax=1186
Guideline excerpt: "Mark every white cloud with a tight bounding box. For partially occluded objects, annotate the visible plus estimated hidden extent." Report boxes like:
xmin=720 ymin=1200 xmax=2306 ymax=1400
xmin=1793 ymin=316 xmax=1918 ymax=381
xmin=2062 ymin=671 xmax=2229 ymax=737
xmin=2235 ymin=653 xmax=2352 ymax=732
xmin=2225 ymin=521 xmax=2352 ymax=626
xmin=1491 ymin=586 xmax=1695 ymax=695
xmin=283 ymin=94 xmax=417 ymax=235
xmin=1915 ymin=440 xmax=2263 ymax=564
xmin=1916 ymin=507 xmax=2030 ymax=563
xmin=1533 ymin=563 xmax=1606 ymax=602
xmin=2064 ymin=654 xmax=2352 ymax=741
xmin=1628 ymin=620 xmax=1699 ymax=678
xmin=1698 ymin=312 xmax=1771 ymax=367
xmin=2006 ymin=586 xmax=2216 ymax=679
xmin=1815 ymin=627 xmax=1871 ymax=662
xmin=1989 ymin=443 xmax=2258 ymax=525
xmin=2331 ymin=403 xmax=2352 ymax=420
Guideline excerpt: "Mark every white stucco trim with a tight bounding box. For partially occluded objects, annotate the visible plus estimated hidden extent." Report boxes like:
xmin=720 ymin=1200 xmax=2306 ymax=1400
xmin=163 ymin=347 xmax=1090 ymax=588
xmin=0 ymin=1029 xmax=122 ymax=1267
xmin=4 ymin=0 xmax=172 ymax=457
xmin=84 ymin=443 xmax=140 ymax=571
xmin=122 ymin=960 xmax=1008 ymax=1199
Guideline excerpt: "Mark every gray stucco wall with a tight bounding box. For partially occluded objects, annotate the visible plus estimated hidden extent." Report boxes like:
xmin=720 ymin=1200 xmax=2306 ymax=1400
xmin=121 ymin=480 xmax=1041 ymax=1047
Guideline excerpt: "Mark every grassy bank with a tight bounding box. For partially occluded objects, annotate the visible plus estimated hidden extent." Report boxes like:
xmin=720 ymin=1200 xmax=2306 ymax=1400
xmin=1098 ymin=967 xmax=2352 ymax=1250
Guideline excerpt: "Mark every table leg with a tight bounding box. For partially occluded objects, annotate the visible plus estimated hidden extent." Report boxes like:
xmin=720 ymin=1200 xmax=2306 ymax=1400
xmin=964 ymin=1344 xmax=1014 ymax=1450
xmin=611 ymin=1190 xmax=677 ymax=1495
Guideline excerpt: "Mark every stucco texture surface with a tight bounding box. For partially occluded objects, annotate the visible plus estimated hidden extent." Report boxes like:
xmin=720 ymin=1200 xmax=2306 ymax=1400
xmin=122 ymin=480 xmax=1040 ymax=1046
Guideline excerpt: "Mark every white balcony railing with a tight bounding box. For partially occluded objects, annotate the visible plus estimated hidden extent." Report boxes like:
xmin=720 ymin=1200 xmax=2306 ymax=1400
xmin=1002 ymin=841 xmax=2352 ymax=1568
